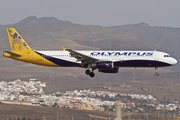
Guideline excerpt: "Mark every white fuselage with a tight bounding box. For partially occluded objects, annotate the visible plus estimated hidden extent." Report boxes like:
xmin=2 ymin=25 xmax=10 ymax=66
xmin=35 ymin=50 xmax=177 ymax=67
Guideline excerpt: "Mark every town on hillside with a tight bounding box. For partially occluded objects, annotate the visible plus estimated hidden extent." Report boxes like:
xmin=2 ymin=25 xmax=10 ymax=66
xmin=0 ymin=79 xmax=180 ymax=115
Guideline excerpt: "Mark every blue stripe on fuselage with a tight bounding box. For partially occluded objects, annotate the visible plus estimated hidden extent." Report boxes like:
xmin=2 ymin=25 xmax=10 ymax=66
xmin=35 ymin=51 xmax=82 ymax=67
xmin=114 ymin=60 xmax=171 ymax=67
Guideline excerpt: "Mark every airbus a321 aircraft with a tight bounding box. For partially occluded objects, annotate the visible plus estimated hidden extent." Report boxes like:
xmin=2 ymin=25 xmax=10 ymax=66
xmin=3 ymin=28 xmax=177 ymax=77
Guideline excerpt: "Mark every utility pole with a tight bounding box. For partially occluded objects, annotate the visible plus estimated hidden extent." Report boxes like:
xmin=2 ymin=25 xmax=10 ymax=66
xmin=144 ymin=111 xmax=145 ymax=119
xmin=162 ymin=113 xmax=164 ymax=120
xmin=57 ymin=113 xmax=58 ymax=120
xmin=72 ymin=114 xmax=73 ymax=120
xmin=170 ymin=113 xmax=171 ymax=118
xmin=114 ymin=101 xmax=122 ymax=120
xmin=44 ymin=114 xmax=46 ymax=120
xmin=128 ymin=112 xmax=131 ymax=120
xmin=109 ymin=112 xmax=110 ymax=120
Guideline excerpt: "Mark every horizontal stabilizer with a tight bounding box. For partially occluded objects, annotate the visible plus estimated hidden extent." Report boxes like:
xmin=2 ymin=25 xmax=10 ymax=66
xmin=4 ymin=51 xmax=21 ymax=57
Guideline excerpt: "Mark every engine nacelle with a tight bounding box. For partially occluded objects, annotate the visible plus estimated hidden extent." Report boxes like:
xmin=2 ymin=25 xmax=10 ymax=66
xmin=98 ymin=67 xmax=119 ymax=73
xmin=92 ymin=61 xmax=119 ymax=73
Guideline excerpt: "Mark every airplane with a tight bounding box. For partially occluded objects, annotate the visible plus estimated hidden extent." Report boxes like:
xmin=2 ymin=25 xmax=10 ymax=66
xmin=3 ymin=28 xmax=177 ymax=78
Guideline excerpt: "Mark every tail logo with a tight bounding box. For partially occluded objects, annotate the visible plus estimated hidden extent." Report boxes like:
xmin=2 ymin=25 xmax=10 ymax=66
xmin=8 ymin=28 xmax=29 ymax=51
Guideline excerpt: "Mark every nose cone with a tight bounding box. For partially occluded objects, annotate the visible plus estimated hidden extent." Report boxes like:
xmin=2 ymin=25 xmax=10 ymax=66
xmin=171 ymin=58 xmax=177 ymax=65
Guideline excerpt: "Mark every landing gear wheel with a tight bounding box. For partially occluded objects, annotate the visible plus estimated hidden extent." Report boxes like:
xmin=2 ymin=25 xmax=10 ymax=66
xmin=89 ymin=72 xmax=95 ymax=78
xmin=155 ymin=67 xmax=159 ymax=76
xmin=85 ymin=69 xmax=91 ymax=75
xmin=155 ymin=72 xmax=159 ymax=76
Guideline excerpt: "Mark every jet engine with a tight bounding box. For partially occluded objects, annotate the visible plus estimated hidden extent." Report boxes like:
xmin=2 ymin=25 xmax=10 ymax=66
xmin=92 ymin=61 xmax=119 ymax=73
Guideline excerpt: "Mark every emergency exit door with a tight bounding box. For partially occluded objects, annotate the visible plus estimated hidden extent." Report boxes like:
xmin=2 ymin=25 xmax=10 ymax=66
xmin=30 ymin=52 xmax=35 ymax=61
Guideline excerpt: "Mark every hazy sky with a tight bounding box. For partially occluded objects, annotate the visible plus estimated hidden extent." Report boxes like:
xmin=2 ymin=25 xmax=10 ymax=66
xmin=0 ymin=0 xmax=180 ymax=27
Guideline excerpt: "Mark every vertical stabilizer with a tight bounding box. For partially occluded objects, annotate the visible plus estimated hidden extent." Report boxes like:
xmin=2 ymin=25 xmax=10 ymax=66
xmin=6 ymin=28 xmax=32 ymax=54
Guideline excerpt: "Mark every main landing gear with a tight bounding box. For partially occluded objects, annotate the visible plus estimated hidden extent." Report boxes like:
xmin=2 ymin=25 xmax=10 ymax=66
xmin=85 ymin=69 xmax=95 ymax=78
xmin=155 ymin=67 xmax=159 ymax=76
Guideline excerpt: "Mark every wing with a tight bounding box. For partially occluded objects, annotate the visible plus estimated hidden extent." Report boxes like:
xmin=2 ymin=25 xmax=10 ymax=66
xmin=62 ymin=47 xmax=99 ymax=66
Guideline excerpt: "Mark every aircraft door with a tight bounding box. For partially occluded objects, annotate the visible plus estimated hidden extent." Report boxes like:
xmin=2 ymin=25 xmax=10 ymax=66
xmin=154 ymin=52 xmax=159 ymax=61
xmin=30 ymin=52 xmax=35 ymax=61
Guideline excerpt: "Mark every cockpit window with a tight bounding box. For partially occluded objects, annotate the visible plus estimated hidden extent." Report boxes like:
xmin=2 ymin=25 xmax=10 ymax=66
xmin=164 ymin=55 xmax=170 ymax=57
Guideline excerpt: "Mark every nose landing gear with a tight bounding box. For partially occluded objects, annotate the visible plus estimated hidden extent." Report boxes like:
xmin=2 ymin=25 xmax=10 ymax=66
xmin=155 ymin=68 xmax=159 ymax=76
xmin=155 ymin=72 xmax=159 ymax=76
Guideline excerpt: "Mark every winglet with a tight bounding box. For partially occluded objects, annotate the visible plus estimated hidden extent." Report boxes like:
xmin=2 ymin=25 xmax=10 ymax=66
xmin=62 ymin=46 xmax=66 ymax=51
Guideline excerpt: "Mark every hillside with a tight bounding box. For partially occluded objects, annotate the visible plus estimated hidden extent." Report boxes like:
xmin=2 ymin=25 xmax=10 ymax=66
xmin=0 ymin=104 xmax=110 ymax=120
xmin=0 ymin=16 xmax=151 ymax=51
xmin=0 ymin=17 xmax=180 ymax=100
